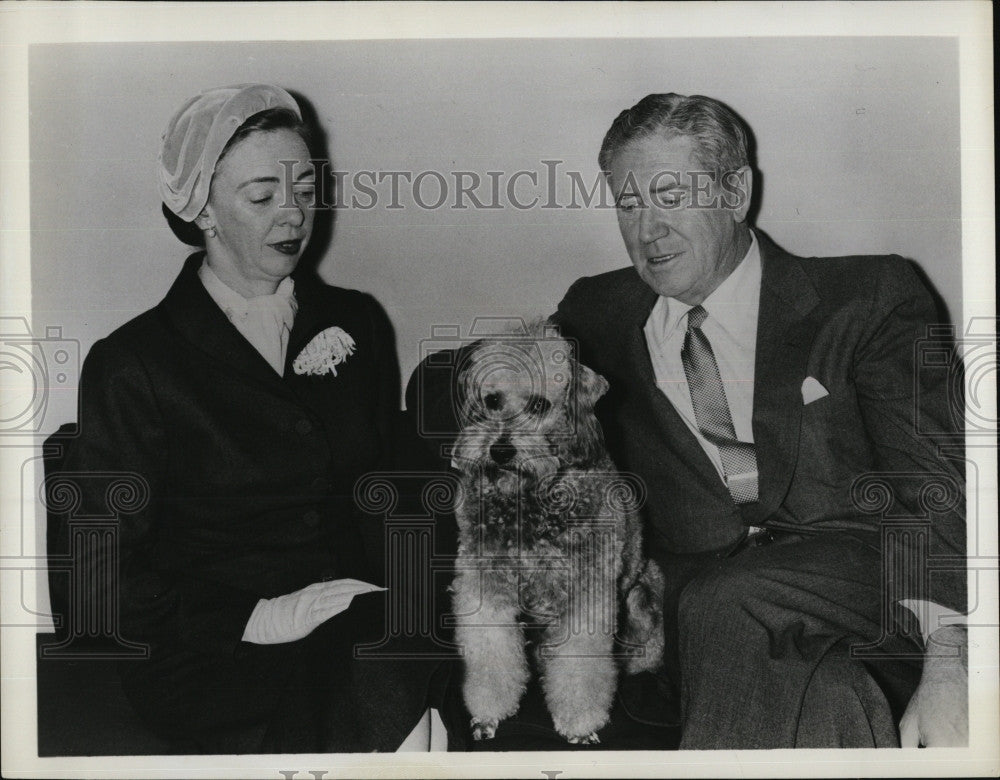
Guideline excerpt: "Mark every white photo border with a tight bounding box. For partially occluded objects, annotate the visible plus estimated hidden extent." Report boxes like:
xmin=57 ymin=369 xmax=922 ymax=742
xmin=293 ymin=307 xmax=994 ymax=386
xmin=1 ymin=2 xmax=996 ymax=778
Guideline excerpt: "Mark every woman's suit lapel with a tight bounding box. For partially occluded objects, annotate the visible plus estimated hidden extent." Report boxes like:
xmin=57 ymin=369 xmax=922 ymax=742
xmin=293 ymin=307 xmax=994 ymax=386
xmin=283 ymin=272 xmax=338 ymax=379
xmin=159 ymin=256 xmax=356 ymax=397
xmin=159 ymin=253 xmax=295 ymax=397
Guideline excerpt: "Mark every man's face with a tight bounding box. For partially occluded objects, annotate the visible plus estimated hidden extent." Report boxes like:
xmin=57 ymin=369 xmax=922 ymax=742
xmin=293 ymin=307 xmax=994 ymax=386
xmin=608 ymin=133 xmax=752 ymax=305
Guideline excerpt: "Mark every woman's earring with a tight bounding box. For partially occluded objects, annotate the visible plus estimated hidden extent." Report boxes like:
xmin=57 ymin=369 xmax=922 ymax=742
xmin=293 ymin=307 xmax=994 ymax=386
xmin=205 ymin=226 xmax=217 ymax=239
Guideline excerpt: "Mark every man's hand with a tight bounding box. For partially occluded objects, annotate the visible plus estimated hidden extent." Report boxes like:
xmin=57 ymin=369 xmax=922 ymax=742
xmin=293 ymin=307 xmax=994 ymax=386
xmin=899 ymin=625 xmax=968 ymax=747
xmin=241 ymin=579 xmax=386 ymax=644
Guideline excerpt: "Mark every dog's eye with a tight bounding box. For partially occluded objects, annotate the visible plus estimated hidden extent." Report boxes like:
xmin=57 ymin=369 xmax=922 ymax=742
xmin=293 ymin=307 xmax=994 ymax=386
xmin=483 ymin=392 xmax=503 ymax=411
xmin=526 ymin=396 xmax=551 ymax=416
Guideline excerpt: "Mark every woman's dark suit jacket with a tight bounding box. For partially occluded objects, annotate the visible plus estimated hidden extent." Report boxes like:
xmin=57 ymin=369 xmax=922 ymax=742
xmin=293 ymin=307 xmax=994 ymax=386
xmin=58 ymin=253 xmax=437 ymax=751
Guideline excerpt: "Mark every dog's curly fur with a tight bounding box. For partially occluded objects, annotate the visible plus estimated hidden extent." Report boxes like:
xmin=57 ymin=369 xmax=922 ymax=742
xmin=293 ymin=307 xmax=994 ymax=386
xmin=450 ymin=326 xmax=664 ymax=744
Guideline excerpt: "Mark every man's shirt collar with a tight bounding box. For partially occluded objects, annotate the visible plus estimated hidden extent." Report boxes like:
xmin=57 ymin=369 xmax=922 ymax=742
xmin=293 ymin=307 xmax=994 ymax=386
xmin=657 ymin=230 xmax=761 ymax=339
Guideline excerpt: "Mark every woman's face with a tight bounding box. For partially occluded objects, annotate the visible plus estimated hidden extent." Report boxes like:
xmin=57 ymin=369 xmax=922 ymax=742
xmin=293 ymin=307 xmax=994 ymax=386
xmin=201 ymin=128 xmax=315 ymax=296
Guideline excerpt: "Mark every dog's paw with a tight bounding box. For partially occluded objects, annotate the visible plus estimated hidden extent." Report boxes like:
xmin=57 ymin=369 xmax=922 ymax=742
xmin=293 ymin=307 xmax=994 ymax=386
xmin=567 ymin=731 xmax=600 ymax=745
xmin=470 ymin=717 xmax=498 ymax=741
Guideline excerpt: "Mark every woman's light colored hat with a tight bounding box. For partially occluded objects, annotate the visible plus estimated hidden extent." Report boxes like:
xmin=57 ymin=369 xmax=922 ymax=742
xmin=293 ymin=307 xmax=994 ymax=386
xmin=157 ymin=84 xmax=301 ymax=221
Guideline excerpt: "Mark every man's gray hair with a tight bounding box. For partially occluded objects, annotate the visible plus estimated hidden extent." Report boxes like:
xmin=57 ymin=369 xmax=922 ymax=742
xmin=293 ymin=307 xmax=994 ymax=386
xmin=598 ymin=93 xmax=751 ymax=175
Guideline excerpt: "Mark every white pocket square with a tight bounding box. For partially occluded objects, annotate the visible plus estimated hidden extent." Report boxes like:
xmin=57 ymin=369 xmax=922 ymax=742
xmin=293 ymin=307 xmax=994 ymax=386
xmin=801 ymin=376 xmax=829 ymax=405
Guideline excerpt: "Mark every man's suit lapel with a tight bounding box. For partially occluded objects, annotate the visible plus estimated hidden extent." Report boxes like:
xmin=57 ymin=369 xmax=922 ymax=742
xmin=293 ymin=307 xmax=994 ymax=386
xmin=620 ymin=279 xmax=728 ymax=492
xmin=751 ymin=232 xmax=821 ymax=521
xmin=160 ymin=254 xmax=295 ymax=396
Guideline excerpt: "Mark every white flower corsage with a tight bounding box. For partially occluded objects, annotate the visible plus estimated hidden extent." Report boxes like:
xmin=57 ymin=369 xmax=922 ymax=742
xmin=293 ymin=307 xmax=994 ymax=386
xmin=293 ymin=327 xmax=357 ymax=377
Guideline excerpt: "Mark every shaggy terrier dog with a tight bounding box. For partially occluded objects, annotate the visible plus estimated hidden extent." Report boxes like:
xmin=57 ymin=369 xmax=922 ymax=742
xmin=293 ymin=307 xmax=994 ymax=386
xmin=450 ymin=327 xmax=664 ymax=744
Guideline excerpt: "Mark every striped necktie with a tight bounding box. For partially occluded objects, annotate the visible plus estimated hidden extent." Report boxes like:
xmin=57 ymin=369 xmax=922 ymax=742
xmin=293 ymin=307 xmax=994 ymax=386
xmin=681 ymin=305 xmax=758 ymax=504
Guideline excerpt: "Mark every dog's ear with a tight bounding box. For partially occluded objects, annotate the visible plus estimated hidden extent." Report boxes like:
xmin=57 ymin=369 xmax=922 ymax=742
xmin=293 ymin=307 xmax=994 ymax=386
xmin=456 ymin=362 xmax=478 ymax=426
xmin=576 ymin=363 xmax=609 ymax=409
xmin=555 ymin=360 xmax=609 ymax=468
xmin=455 ymin=340 xmax=488 ymax=426
xmin=557 ymin=399 xmax=606 ymax=468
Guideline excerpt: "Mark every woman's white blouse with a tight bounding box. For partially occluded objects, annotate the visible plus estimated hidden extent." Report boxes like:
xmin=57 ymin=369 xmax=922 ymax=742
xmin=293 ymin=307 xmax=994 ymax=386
xmin=198 ymin=260 xmax=297 ymax=374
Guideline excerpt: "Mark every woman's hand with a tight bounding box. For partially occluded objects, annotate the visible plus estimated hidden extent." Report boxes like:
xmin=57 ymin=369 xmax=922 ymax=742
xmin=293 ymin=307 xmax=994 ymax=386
xmin=242 ymin=579 xmax=386 ymax=644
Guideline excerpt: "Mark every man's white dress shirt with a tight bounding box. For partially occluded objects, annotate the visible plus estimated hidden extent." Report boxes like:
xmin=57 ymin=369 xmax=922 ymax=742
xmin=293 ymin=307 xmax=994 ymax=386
xmin=643 ymin=232 xmax=762 ymax=484
xmin=642 ymin=233 xmax=963 ymax=634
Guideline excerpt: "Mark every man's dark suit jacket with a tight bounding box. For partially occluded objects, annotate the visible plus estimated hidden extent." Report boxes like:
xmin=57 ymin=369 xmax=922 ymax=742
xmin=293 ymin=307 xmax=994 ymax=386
xmin=57 ymin=253 xmax=403 ymax=658
xmin=551 ymin=231 xmax=966 ymax=614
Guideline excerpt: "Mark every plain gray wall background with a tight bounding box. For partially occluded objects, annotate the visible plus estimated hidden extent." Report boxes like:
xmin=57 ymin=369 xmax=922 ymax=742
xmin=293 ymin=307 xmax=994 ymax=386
xmin=30 ymin=37 xmax=961 ymax=431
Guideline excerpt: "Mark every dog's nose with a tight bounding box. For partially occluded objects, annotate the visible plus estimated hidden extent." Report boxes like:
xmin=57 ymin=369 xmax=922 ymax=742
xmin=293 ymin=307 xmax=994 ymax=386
xmin=489 ymin=437 xmax=516 ymax=465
